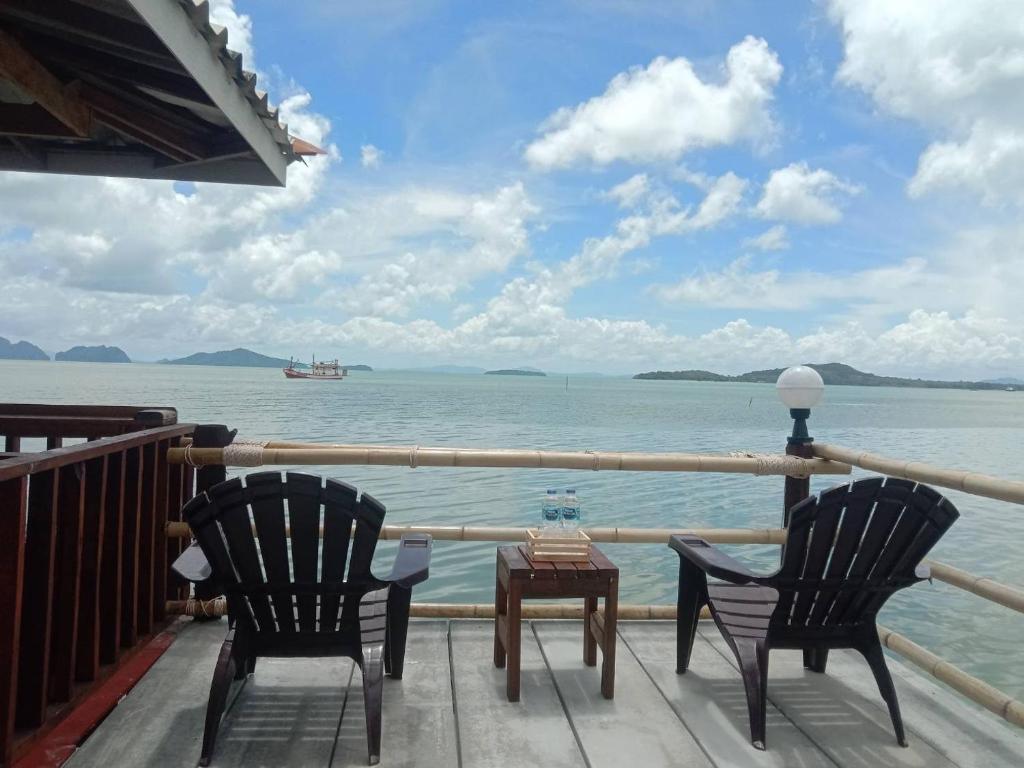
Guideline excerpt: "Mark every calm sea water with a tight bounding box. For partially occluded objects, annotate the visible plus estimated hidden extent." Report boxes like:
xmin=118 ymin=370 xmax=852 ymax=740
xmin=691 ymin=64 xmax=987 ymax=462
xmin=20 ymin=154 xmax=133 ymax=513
xmin=2 ymin=360 xmax=1022 ymax=701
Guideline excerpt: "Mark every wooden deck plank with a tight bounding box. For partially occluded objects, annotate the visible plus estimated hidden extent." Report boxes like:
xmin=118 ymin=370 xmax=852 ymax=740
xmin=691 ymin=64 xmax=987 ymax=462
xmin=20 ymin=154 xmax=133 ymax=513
xmin=451 ymin=620 xmax=586 ymax=768
xmin=618 ymin=622 xmax=835 ymax=768
xmin=64 ymin=619 xmax=1024 ymax=768
xmin=771 ymin=630 xmax=1024 ymax=768
xmin=64 ymin=620 xmax=226 ymax=767
xmin=215 ymin=656 xmax=350 ymax=767
xmin=699 ymin=628 xmax=959 ymax=768
xmin=533 ymin=621 xmax=713 ymax=768
xmin=330 ymin=621 xmax=459 ymax=767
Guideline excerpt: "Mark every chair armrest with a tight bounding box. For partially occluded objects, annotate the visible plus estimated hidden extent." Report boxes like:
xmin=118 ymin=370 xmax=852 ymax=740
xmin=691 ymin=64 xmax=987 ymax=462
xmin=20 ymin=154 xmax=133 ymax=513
xmin=384 ymin=534 xmax=432 ymax=588
xmin=171 ymin=542 xmax=212 ymax=583
xmin=669 ymin=535 xmax=761 ymax=585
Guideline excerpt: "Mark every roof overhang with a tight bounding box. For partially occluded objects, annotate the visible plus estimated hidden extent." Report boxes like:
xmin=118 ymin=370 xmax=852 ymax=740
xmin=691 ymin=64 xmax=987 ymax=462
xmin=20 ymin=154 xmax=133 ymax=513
xmin=0 ymin=0 xmax=311 ymax=186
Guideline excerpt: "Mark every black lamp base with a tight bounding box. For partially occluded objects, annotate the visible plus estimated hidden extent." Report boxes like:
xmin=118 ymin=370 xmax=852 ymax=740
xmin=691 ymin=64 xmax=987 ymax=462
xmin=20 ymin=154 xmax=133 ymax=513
xmin=787 ymin=408 xmax=814 ymax=445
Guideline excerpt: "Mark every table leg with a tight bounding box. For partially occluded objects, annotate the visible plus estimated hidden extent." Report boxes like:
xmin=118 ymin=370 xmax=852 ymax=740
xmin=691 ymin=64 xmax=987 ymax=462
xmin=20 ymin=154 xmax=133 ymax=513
xmin=584 ymin=595 xmax=598 ymax=666
xmin=506 ymin=581 xmax=522 ymax=702
xmin=494 ymin=569 xmax=507 ymax=669
xmin=601 ymin=578 xmax=618 ymax=699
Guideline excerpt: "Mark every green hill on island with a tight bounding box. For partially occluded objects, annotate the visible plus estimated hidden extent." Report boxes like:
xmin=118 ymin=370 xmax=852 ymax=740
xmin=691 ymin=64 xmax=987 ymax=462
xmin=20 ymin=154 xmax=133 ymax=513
xmin=485 ymin=368 xmax=546 ymax=377
xmin=161 ymin=348 xmax=304 ymax=368
xmin=0 ymin=336 xmax=49 ymax=360
xmin=634 ymin=362 xmax=1016 ymax=391
xmin=55 ymin=345 xmax=130 ymax=363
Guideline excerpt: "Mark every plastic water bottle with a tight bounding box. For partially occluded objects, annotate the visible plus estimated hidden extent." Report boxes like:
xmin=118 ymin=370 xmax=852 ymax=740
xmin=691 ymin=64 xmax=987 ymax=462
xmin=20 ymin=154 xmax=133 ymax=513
xmin=561 ymin=489 xmax=581 ymax=530
xmin=541 ymin=489 xmax=562 ymax=529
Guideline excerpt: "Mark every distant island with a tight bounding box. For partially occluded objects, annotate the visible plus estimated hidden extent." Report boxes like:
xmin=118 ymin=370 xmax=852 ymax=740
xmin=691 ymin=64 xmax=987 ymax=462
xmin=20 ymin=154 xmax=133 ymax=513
xmin=56 ymin=345 xmax=130 ymax=363
xmin=158 ymin=348 xmax=371 ymax=371
xmin=634 ymin=362 xmax=1018 ymax=391
xmin=485 ymin=369 xmax=546 ymax=377
xmin=161 ymin=348 xmax=302 ymax=368
xmin=0 ymin=336 xmax=48 ymax=360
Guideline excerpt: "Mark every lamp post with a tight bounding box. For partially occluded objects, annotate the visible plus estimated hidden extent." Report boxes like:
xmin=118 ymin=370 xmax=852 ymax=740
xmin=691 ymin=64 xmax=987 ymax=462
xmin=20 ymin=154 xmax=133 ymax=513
xmin=777 ymin=366 xmax=825 ymax=521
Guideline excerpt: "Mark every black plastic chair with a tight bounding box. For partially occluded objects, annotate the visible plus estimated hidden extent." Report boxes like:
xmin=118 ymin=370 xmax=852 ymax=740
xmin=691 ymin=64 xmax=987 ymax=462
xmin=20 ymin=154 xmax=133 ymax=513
xmin=171 ymin=471 xmax=432 ymax=766
xmin=670 ymin=476 xmax=958 ymax=750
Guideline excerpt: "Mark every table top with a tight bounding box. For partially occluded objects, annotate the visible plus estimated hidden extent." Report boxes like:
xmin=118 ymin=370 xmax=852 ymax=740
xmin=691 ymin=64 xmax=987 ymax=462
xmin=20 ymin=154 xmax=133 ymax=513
xmin=499 ymin=544 xmax=617 ymax=579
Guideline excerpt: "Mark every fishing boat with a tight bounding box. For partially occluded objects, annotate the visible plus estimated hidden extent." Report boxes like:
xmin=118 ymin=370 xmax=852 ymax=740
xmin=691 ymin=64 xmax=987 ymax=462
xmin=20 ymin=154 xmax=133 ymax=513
xmin=283 ymin=356 xmax=347 ymax=380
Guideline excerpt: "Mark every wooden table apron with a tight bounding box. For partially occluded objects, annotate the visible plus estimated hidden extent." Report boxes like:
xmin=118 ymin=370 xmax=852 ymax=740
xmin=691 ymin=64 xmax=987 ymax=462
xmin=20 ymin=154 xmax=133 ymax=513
xmin=493 ymin=545 xmax=618 ymax=702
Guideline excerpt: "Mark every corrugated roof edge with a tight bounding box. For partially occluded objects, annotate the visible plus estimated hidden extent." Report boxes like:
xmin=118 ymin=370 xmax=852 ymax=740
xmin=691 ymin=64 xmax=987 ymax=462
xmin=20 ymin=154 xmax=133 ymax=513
xmin=179 ymin=0 xmax=298 ymax=163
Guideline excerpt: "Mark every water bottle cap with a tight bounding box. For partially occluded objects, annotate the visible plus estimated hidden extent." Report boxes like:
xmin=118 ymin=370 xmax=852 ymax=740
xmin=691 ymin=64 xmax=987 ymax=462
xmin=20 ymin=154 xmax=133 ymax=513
xmin=546 ymin=488 xmax=558 ymax=494
xmin=565 ymin=488 xmax=576 ymax=494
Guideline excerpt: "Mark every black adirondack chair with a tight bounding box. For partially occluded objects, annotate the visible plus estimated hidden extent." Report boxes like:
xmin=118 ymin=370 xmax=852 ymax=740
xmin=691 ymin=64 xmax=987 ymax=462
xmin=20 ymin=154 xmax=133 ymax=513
xmin=171 ymin=471 xmax=432 ymax=766
xmin=670 ymin=477 xmax=958 ymax=750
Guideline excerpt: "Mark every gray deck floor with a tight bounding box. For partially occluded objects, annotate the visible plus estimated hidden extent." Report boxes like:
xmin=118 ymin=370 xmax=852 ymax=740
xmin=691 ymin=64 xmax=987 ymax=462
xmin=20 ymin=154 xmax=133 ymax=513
xmin=67 ymin=619 xmax=1023 ymax=768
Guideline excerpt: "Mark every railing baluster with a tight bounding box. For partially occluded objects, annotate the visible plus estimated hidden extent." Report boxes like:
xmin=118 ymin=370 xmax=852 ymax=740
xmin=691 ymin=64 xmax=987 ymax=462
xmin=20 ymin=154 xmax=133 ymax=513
xmin=48 ymin=463 xmax=85 ymax=704
xmin=165 ymin=453 xmax=185 ymax=602
xmin=15 ymin=470 xmax=59 ymax=730
xmin=120 ymin=448 xmax=142 ymax=649
xmin=153 ymin=441 xmax=170 ymax=622
xmin=0 ymin=476 xmax=28 ymax=768
xmin=75 ymin=456 xmax=108 ymax=683
xmin=137 ymin=443 xmax=157 ymax=636
xmin=2 ymin=436 xmax=19 ymax=453
xmin=99 ymin=451 xmax=126 ymax=665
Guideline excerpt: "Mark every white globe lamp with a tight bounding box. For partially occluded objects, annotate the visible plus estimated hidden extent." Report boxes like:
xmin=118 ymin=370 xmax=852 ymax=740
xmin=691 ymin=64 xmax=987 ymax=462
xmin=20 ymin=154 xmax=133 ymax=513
xmin=776 ymin=366 xmax=824 ymax=444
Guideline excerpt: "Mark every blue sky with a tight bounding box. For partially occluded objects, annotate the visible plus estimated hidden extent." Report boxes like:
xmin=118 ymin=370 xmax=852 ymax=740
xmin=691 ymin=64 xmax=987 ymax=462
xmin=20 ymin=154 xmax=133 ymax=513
xmin=2 ymin=0 xmax=1023 ymax=377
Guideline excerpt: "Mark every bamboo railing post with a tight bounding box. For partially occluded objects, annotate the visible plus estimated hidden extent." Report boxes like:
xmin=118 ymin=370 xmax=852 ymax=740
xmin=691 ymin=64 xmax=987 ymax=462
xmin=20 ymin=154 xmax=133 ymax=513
xmin=190 ymin=425 xmax=235 ymax=614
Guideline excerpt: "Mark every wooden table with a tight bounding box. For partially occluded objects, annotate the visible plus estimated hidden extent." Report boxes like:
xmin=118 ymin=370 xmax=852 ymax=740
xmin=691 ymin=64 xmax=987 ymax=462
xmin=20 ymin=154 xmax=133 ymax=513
xmin=493 ymin=544 xmax=619 ymax=702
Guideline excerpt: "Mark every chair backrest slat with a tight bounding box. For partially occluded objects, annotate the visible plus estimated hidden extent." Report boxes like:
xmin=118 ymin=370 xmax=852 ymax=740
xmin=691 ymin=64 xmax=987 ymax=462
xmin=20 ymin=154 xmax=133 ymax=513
xmin=286 ymin=473 xmax=324 ymax=632
xmin=773 ymin=477 xmax=959 ymax=630
xmin=789 ymin=487 xmax=845 ymax=625
xmin=348 ymin=492 xmax=386 ymax=580
xmin=320 ymin=479 xmax=358 ymax=632
xmin=805 ymin=482 xmax=877 ymax=626
xmin=208 ymin=479 xmax=275 ymax=632
xmin=246 ymin=472 xmax=297 ymax=633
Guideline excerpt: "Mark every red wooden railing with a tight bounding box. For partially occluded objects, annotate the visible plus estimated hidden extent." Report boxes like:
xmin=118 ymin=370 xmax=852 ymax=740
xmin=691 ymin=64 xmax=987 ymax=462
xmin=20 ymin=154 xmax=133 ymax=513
xmin=0 ymin=406 xmax=195 ymax=766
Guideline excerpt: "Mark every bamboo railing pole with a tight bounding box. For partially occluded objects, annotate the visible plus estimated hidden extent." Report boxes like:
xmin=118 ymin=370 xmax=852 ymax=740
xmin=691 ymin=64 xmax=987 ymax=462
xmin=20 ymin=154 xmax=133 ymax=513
xmin=165 ymin=598 xmax=698 ymax=621
xmin=877 ymin=624 xmax=1024 ymax=728
xmin=813 ymin=443 xmax=1024 ymax=505
xmin=923 ymin=560 xmax=1024 ymax=614
xmin=163 ymin=521 xmax=788 ymax=545
xmin=166 ymin=444 xmax=851 ymax=475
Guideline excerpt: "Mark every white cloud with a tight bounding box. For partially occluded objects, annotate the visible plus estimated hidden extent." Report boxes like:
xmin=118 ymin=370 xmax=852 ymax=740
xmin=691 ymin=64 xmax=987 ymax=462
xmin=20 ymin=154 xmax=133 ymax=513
xmin=524 ymin=36 xmax=782 ymax=170
xmin=361 ymin=145 xmax=383 ymax=168
xmin=829 ymin=0 xmax=1024 ymax=204
xmin=604 ymin=174 xmax=649 ymax=208
xmin=744 ymin=224 xmax=789 ymax=251
xmin=908 ymin=121 xmax=1024 ymax=205
xmin=755 ymin=163 xmax=860 ymax=224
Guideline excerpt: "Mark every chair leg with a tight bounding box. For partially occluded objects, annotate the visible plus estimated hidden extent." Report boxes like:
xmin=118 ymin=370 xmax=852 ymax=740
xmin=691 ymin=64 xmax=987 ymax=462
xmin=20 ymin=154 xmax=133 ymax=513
xmin=803 ymin=648 xmax=829 ymax=673
xmin=734 ymin=639 xmax=770 ymax=750
xmin=675 ymin=559 xmax=706 ymax=674
xmin=199 ymin=630 xmax=238 ymax=767
xmin=385 ymin=586 xmax=412 ymax=679
xmin=361 ymin=652 xmax=386 ymax=766
xmin=859 ymin=634 xmax=907 ymax=746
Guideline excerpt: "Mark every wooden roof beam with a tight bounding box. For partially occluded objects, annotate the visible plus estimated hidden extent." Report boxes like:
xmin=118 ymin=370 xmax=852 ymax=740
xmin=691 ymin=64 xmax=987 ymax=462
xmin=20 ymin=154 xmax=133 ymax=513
xmin=0 ymin=28 xmax=92 ymax=137
xmin=80 ymin=83 xmax=206 ymax=162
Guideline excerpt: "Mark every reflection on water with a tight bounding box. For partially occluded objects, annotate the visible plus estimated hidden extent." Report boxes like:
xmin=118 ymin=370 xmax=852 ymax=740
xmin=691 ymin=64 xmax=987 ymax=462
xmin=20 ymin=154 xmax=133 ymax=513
xmin=2 ymin=361 xmax=1022 ymax=700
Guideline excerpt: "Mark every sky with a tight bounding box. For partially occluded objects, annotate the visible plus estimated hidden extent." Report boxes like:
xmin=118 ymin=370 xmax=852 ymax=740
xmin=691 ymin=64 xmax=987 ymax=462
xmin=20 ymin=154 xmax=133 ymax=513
xmin=2 ymin=0 xmax=1024 ymax=378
